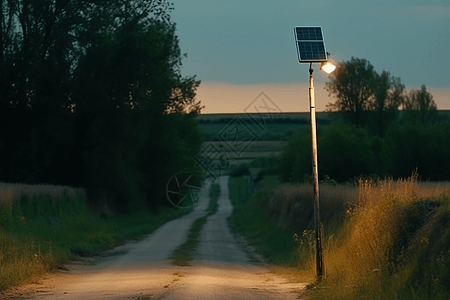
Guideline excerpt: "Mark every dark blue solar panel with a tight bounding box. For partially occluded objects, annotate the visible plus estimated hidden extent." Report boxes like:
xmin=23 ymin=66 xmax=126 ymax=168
xmin=294 ymin=26 xmax=327 ymax=62
xmin=298 ymin=42 xmax=326 ymax=60
xmin=295 ymin=27 xmax=323 ymax=41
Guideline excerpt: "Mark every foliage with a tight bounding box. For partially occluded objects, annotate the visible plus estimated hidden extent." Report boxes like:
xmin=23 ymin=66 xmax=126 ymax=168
xmin=306 ymin=175 xmax=450 ymax=300
xmin=403 ymin=85 xmax=438 ymax=123
xmin=0 ymin=189 xmax=191 ymax=291
xmin=325 ymin=57 xmax=437 ymax=135
xmin=228 ymin=175 xmax=302 ymax=266
xmin=279 ymin=129 xmax=311 ymax=183
xmin=319 ymin=121 xmax=377 ymax=181
xmin=0 ymin=0 xmax=202 ymax=211
xmin=229 ymin=173 xmax=450 ymax=300
xmin=325 ymin=57 xmax=377 ymax=127
xmin=386 ymin=122 xmax=450 ymax=181
xmin=370 ymin=71 xmax=405 ymax=135
xmin=280 ymin=120 xmax=450 ymax=183
xmin=229 ymin=164 xmax=250 ymax=178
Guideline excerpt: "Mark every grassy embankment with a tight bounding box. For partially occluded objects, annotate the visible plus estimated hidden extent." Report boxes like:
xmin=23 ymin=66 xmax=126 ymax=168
xmin=0 ymin=183 xmax=192 ymax=291
xmin=228 ymin=174 xmax=450 ymax=299
xmin=171 ymin=182 xmax=220 ymax=266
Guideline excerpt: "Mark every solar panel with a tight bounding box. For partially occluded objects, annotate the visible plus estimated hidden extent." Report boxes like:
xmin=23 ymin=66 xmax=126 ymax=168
xmin=294 ymin=26 xmax=328 ymax=63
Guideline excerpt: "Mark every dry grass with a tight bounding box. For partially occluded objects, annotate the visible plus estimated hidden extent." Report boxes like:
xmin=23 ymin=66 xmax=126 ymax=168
xmin=266 ymin=183 xmax=357 ymax=232
xmin=0 ymin=182 xmax=85 ymax=204
xmin=0 ymin=183 xmax=86 ymax=290
xmin=0 ymin=181 xmax=191 ymax=292
xmin=0 ymin=234 xmax=48 ymax=290
xmin=260 ymin=174 xmax=450 ymax=299
xmin=308 ymin=174 xmax=450 ymax=299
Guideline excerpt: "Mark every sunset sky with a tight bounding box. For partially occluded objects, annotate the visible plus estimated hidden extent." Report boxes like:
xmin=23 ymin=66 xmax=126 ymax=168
xmin=170 ymin=0 xmax=450 ymax=113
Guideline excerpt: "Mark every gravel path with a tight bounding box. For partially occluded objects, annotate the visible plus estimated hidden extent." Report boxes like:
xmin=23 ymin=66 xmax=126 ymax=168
xmin=4 ymin=177 xmax=306 ymax=300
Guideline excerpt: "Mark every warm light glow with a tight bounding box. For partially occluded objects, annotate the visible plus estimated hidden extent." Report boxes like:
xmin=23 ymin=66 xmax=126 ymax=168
xmin=320 ymin=61 xmax=336 ymax=74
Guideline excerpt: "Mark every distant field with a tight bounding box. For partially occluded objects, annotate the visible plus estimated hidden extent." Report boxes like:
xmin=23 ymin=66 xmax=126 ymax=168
xmin=196 ymin=111 xmax=339 ymax=122
xmin=197 ymin=112 xmax=339 ymax=141
xmin=199 ymin=141 xmax=285 ymax=165
xmin=196 ymin=113 xmax=335 ymax=163
xmin=197 ymin=111 xmax=450 ymax=141
xmin=196 ymin=110 xmax=450 ymax=164
xmin=198 ymin=123 xmax=311 ymax=140
xmin=196 ymin=110 xmax=450 ymax=122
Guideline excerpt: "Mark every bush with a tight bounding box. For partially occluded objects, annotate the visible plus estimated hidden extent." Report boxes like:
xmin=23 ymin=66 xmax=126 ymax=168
xmin=279 ymin=129 xmax=311 ymax=183
xmin=386 ymin=122 xmax=450 ymax=180
xmin=229 ymin=164 xmax=250 ymax=178
xmin=280 ymin=120 xmax=450 ymax=183
xmin=319 ymin=121 xmax=376 ymax=181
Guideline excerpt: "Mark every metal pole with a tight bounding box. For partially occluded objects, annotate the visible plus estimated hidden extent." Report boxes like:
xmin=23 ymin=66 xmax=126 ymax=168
xmin=308 ymin=63 xmax=324 ymax=279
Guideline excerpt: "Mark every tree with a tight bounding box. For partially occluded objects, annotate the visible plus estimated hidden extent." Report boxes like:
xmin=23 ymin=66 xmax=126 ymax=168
xmin=370 ymin=71 xmax=405 ymax=135
xmin=325 ymin=57 xmax=406 ymax=134
xmin=0 ymin=0 xmax=203 ymax=212
xmin=403 ymin=85 xmax=437 ymax=123
xmin=386 ymin=122 xmax=450 ymax=180
xmin=325 ymin=57 xmax=376 ymax=127
xmin=319 ymin=122 xmax=376 ymax=181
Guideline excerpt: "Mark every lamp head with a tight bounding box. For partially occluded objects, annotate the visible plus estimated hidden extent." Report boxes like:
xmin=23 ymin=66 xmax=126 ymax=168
xmin=320 ymin=61 xmax=336 ymax=74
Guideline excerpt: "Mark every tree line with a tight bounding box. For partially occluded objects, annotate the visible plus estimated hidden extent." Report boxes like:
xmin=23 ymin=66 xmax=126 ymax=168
xmin=0 ymin=0 xmax=203 ymax=212
xmin=280 ymin=57 xmax=450 ymax=182
xmin=325 ymin=57 xmax=438 ymax=135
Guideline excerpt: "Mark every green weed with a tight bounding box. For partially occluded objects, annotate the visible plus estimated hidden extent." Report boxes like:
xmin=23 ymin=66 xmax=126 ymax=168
xmin=0 ymin=184 xmax=191 ymax=291
xmin=170 ymin=182 xmax=221 ymax=266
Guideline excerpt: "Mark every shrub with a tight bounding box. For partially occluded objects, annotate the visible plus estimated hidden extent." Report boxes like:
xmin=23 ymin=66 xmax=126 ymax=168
xmin=229 ymin=164 xmax=250 ymax=178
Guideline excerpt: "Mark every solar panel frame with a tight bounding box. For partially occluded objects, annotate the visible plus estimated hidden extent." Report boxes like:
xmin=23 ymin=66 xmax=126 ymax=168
xmin=294 ymin=26 xmax=328 ymax=63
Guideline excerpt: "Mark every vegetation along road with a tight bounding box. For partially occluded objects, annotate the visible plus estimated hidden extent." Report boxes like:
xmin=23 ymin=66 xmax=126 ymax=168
xmin=8 ymin=177 xmax=305 ymax=300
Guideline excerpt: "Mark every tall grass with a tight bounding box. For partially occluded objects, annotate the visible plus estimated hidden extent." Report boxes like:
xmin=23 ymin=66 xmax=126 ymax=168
xmin=266 ymin=183 xmax=357 ymax=232
xmin=228 ymin=175 xmax=304 ymax=266
xmin=308 ymin=175 xmax=450 ymax=299
xmin=0 ymin=182 xmax=191 ymax=291
xmin=228 ymin=174 xmax=450 ymax=299
xmin=0 ymin=182 xmax=85 ymax=203
xmin=0 ymin=187 xmax=92 ymax=290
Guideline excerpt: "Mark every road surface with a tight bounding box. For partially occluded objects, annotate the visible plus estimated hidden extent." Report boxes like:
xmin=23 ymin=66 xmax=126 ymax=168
xmin=3 ymin=177 xmax=306 ymax=300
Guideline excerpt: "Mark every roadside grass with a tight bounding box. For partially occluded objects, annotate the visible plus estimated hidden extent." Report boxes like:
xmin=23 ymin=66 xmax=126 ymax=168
xmin=206 ymin=182 xmax=220 ymax=214
xmin=228 ymin=173 xmax=450 ymax=299
xmin=170 ymin=217 xmax=208 ymax=266
xmin=228 ymin=175 xmax=316 ymax=282
xmin=0 ymin=184 xmax=192 ymax=291
xmin=307 ymin=175 xmax=450 ymax=300
xmin=170 ymin=182 xmax=221 ymax=266
xmin=0 ymin=182 xmax=86 ymax=202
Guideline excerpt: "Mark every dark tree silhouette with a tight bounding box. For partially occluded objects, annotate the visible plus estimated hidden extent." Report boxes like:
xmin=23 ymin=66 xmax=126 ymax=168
xmin=403 ymin=85 xmax=437 ymax=123
xmin=325 ymin=57 xmax=407 ymax=135
xmin=370 ymin=71 xmax=405 ymax=135
xmin=0 ymin=0 xmax=203 ymax=212
xmin=325 ymin=57 xmax=376 ymax=127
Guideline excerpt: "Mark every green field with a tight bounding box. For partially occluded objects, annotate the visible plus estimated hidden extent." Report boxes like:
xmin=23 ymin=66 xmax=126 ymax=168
xmin=197 ymin=111 xmax=450 ymax=142
xmin=198 ymin=141 xmax=285 ymax=165
xmin=196 ymin=111 xmax=340 ymax=141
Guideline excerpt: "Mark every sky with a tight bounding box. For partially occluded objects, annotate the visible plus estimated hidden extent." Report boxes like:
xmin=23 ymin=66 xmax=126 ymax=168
xmin=170 ymin=0 xmax=450 ymax=113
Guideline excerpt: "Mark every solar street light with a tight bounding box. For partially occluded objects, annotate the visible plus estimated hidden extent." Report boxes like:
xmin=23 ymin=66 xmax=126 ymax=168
xmin=294 ymin=26 xmax=333 ymax=279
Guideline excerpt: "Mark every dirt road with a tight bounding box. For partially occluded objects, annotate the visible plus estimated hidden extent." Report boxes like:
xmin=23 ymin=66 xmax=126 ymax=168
xmin=5 ymin=177 xmax=306 ymax=300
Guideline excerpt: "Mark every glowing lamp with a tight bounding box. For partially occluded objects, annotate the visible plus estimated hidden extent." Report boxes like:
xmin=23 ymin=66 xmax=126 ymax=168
xmin=320 ymin=61 xmax=336 ymax=74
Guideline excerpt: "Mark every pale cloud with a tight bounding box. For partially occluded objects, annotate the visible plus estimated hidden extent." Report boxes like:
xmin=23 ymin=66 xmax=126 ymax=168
xmin=404 ymin=5 xmax=450 ymax=19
